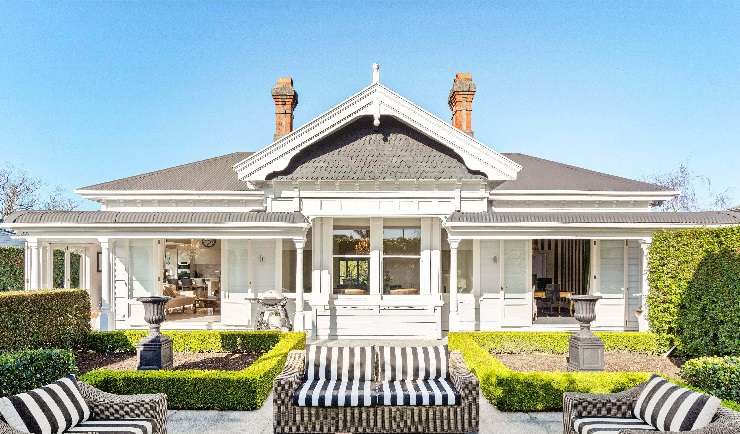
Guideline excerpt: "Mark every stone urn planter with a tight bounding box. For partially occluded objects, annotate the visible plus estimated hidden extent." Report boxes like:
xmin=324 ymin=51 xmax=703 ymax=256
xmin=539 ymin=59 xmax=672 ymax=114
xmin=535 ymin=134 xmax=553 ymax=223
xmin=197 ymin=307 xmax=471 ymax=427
xmin=136 ymin=296 xmax=173 ymax=370
xmin=567 ymin=295 xmax=605 ymax=371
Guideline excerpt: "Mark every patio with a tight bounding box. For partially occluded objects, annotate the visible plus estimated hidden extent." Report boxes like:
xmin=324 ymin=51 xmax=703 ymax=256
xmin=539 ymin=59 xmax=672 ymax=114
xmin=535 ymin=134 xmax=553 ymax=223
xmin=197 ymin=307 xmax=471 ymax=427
xmin=167 ymin=391 xmax=562 ymax=434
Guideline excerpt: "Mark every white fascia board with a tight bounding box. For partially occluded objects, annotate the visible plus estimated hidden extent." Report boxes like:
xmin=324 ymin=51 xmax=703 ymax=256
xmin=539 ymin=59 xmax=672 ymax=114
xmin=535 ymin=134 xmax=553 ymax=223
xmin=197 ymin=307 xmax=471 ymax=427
xmin=233 ymin=83 xmax=522 ymax=182
xmin=75 ymin=190 xmax=264 ymax=201
xmin=444 ymin=221 xmax=730 ymax=229
xmin=490 ymin=190 xmax=679 ymax=202
xmin=2 ymin=222 xmax=308 ymax=230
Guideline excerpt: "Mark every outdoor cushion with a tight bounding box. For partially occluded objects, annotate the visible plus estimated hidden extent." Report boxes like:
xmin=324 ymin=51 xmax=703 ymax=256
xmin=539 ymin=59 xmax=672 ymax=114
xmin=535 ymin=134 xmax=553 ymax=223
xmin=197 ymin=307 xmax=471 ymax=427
xmin=304 ymin=345 xmax=373 ymax=381
xmin=633 ymin=374 xmax=721 ymax=431
xmin=573 ymin=417 xmax=656 ymax=434
xmin=65 ymin=419 xmax=153 ymax=434
xmin=0 ymin=375 xmax=91 ymax=434
xmin=293 ymin=380 xmax=374 ymax=407
xmin=376 ymin=379 xmax=459 ymax=406
xmin=376 ymin=345 xmax=449 ymax=381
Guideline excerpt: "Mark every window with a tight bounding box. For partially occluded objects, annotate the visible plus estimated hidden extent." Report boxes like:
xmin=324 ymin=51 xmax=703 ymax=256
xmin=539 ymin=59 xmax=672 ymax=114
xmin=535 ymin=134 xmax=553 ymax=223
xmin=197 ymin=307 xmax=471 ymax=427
xmin=333 ymin=226 xmax=370 ymax=295
xmin=382 ymin=226 xmax=421 ymax=295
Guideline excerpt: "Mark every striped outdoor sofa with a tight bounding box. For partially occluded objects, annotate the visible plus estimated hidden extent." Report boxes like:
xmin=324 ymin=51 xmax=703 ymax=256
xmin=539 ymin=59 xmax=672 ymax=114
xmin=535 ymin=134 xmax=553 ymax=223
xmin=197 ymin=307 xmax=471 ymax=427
xmin=273 ymin=345 xmax=479 ymax=433
xmin=564 ymin=375 xmax=740 ymax=434
xmin=0 ymin=377 xmax=167 ymax=434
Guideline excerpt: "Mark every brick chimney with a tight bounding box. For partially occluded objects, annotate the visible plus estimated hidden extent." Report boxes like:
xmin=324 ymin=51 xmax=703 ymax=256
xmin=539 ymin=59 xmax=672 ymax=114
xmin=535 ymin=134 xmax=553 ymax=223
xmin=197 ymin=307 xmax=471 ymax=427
xmin=448 ymin=72 xmax=476 ymax=136
xmin=271 ymin=77 xmax=298 ymax=140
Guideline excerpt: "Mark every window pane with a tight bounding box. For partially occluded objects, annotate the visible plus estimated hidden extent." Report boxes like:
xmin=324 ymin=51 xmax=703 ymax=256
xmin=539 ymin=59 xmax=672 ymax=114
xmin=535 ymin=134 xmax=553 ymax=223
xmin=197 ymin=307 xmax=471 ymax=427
xmin=333 ymin=257 xmax=370 ymax=295
xmin=333 ymin=227 xmax=370 ymax=255
xmin=383 ymin=257 xmax=420 ymax=295
xmin=383 ymin=227 xmax=421 ymax=255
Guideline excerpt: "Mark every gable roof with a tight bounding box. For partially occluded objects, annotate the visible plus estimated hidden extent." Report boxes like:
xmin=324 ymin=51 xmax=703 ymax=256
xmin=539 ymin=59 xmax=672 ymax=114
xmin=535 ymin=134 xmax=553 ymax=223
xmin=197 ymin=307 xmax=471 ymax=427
xmin=269 ymin=116 xmax=485 ymax=181
xmin=233 ymin=82 xmax=522 ymax=183
xmin=497 ymin=153 xmax=668 ymax=192
xmin=448 ymin=211 xmax=740 ymax=225
xmin=78 ymin=152 xmax=253 ymax=192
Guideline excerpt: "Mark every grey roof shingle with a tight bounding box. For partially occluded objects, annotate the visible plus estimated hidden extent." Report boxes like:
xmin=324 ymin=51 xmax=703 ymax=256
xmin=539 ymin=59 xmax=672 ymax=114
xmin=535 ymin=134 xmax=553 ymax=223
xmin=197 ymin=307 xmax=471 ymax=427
xmin=497 ymin=153 xmax=667 ymax=192
xmin=4 ymin=211 xmax=306 ymax=225
xmin=448 ymin=211 xmax=740 ymax=225
xmin=79 ymin=152 xmax=253 ymax=191
xmin=268 ymin=116 xmax=486 ymax=181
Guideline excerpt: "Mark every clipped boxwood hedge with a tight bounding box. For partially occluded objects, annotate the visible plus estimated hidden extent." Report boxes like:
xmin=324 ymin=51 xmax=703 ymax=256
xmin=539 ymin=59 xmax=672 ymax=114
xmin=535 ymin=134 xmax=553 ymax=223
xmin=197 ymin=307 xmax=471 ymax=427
xmin=449 ymin=332 xmax=650 ymax=411
xmin=85 ymin=329 xmax=284 ymax=353
xmin=681 ymin=356 xmax=740 ymax=402
xmin=648 ymin=227 xmax=740 ymax=356
xmin=81 ymin=332 xmax=305 ymax=410
xmin=468 ymin=331 xmax=665 ymax=355
xmin=0 ymin=289 xmax=91 ymax=351
xmin=0 ymin=349 xmax=77 ymax=396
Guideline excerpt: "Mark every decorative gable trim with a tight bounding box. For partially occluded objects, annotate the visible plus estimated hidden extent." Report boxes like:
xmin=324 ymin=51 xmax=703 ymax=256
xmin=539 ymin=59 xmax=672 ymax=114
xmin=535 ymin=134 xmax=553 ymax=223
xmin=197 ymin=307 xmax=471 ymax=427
xmin=233 ymin=83 xmax=521 ymax=183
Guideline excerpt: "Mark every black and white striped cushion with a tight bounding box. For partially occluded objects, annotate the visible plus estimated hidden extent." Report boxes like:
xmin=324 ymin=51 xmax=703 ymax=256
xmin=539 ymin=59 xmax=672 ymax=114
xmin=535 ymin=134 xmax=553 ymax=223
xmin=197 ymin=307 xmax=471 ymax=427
xmin=304 ymin=346 xmax=373 ymax=381
xmin=573 ymin=417 xmax=656 ymax=434
xmin=66 ymin=419 xmax=153 ymax=434
xmin=376 ymin=379 xmax=459 ymax=406
xmin=294 ymin=380 xmax=374 ymax=407
xmin=377 ymin=345 xmax=448 ymax=381
xmin=0 ymin=375 xmax=91 ymax=434
xmin=633 ymin=375 xmax=721 ymax=432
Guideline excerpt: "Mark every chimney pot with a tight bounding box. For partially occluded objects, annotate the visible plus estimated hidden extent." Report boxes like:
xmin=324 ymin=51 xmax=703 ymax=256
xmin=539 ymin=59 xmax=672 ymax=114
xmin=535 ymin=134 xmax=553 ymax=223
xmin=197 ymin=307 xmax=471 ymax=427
xmin=272 ymin=77 xmax=298 ymax=140
xmin=448 ymin=72 xmax=476 ymax=136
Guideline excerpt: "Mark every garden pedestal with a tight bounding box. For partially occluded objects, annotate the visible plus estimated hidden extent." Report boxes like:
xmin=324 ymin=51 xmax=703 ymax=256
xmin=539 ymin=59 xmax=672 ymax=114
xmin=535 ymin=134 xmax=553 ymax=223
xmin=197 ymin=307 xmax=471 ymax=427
xmin=568 ymin=295 xmax=604 ymax=371
xmin=136 ymin=296 xmax=173 ymax=370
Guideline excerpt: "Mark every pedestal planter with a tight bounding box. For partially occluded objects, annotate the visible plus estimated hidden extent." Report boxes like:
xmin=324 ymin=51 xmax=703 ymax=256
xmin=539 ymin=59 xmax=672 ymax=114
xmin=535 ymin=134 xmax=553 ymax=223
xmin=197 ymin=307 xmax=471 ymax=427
xmin=255 ymin=291 xmax=292 ymax=331
xmin=136 ymin=296 xmax=173 ymax=370
xmin=568 ymin=295 xmax=605 ymax=371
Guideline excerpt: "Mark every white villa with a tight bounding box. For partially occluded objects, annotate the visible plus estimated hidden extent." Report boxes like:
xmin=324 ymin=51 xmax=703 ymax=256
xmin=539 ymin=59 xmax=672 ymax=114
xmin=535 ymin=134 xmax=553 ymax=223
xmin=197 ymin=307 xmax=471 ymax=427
xmin=4 ymin=65 xmax=739 ymax=339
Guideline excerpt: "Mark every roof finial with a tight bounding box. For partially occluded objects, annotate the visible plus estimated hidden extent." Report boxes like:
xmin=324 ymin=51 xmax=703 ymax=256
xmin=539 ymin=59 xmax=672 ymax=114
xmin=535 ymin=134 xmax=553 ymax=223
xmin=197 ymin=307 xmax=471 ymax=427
xmin=372 ymin=63 xmax=380 ymax=84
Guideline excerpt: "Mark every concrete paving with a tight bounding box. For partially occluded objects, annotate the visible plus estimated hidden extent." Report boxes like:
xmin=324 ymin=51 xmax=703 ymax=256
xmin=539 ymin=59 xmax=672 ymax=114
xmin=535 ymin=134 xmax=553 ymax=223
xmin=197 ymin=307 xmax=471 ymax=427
xmin=166 ymin=392 xmax=562 ymax=434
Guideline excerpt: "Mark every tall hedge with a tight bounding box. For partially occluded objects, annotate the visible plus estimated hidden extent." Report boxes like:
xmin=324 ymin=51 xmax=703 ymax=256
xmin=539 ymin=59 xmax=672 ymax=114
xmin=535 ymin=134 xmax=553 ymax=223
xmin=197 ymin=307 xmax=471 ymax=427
xmin=53 ymin=250 xmax=81 ymax=289
xmin=0 ymin=289 xmax=91 ymax=351
xmin=647 ymin=227 xmax=740 ymax=356
xmin=0 ymin=247 xmax=24 ymax=291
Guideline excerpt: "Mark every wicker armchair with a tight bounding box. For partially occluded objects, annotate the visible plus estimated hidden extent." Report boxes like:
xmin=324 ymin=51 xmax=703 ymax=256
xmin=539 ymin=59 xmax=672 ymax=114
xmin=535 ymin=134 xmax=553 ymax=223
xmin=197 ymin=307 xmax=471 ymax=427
xmin=0 ymin=381 xmax=167 ymax=434
xmin=273 ymin=349 xmax=479 ymax=434
xmin=563 ymin=382 xmax=740 ymax=434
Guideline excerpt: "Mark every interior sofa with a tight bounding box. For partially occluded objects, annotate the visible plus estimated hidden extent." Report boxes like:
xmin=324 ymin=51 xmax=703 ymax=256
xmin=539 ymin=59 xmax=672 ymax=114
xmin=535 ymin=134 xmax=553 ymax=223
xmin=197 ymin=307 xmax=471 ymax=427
xmin=564 ymin=375 xmax=740 ymax=434
xmin=161 ymin=283 xmax=195 ymax=313
xmin=0 ymin=376 xmax=167 ymax=434
xmin=273 ymin=345 xmax=479 ymax=434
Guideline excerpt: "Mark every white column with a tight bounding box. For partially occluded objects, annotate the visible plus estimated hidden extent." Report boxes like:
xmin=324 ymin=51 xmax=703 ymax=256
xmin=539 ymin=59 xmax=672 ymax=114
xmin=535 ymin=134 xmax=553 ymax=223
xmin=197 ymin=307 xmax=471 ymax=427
xmin=369 ymin=217 xmax=383 ymax=299
xmin=99 ymin=239 xmax=113 ymax=330
xmin=638 ymin=239 xmax=652 ymax=332
xmin=29 ymin=240 xmax=40 ymax=290
xmin=293 ymin=239 xmax=305 ymax=331
xmin=24 ymin=243 xmax=30 ymax=290
xmin=449 ymin=238 xmax=460 ymax=330
xmin=63 ymin=248 xmax=71 ymax=288
xmin=43 ymin=243 xmax=54 ymax=288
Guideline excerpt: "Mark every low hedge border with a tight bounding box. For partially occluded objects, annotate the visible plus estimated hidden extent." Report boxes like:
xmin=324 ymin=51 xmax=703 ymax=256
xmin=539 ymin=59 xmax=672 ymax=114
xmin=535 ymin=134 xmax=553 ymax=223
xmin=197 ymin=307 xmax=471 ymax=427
xmin=449 ymin=332 xmax=652 ymax=411
xmin=85 ymin=329 xmax=283 ymax=354
xmin=0 ymin=289 xmax=90 ymax=351
xmin=81 ymin=332 xmax=305 ymax=410
xmin=681 ymin=356 xmax=740 ymax=403
xmin=466 ymin=331 xmax=666 ymax=355
xmin=0 ymin=349 xmax=77 ymax=396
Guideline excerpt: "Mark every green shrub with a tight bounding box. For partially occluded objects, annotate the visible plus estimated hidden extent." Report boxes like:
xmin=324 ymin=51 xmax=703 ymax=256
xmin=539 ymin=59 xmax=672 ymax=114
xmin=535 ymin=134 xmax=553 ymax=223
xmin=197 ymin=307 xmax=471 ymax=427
xmin=648 ymin=227 xmax=740 ymax=356
xmin=81 ymin=332 xmax=305 ymax=410
xmin=0 ymin=289 xmax=91 ymax=351
xmin=0 ymin=247 xmax=24 ymax=292
xmin=467 ymin=331 xmax=665 ymax=355
xmin=0 ymin=349 xmax=77 ymax=396
xmin=681 ymin=357 xmax=740 ymax=402
xmin=449 ymin=332 xmax=650 ymax=411
xmin=85 ymin=330 xmax=283 ymax=354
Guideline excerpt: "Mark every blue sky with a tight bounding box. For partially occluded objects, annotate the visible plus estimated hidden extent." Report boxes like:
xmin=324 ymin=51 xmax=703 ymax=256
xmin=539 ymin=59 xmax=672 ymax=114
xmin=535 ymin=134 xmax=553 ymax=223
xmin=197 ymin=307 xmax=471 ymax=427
xmin=1 ymin=1 xmax=739 ymax=210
